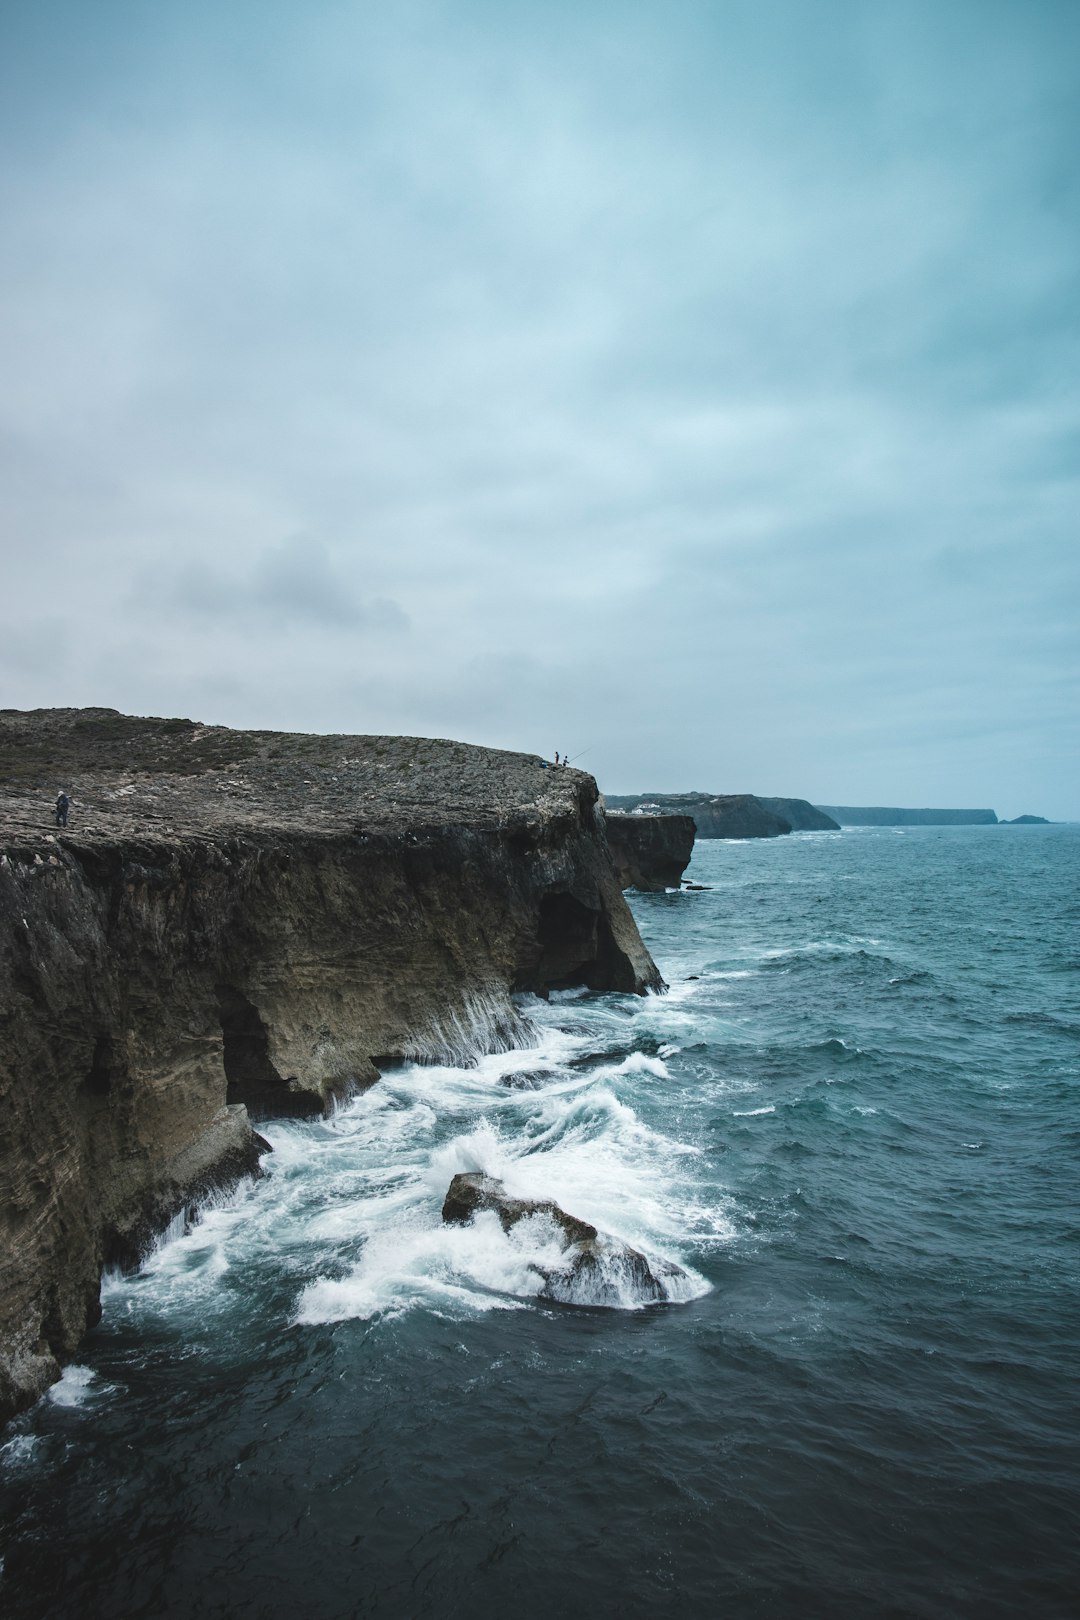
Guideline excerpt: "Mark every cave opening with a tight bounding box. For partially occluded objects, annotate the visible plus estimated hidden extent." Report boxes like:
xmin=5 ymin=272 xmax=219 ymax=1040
xmin=533 ymin=890 xmax=601 ymax=990
xmin=84 ymin=1034 xmax=118 ymax=1096
xmin=217 ymin=986 xmax=285 ymax=1109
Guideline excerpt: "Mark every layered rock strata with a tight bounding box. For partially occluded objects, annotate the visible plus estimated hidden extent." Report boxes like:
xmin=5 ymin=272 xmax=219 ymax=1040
xmin=0 ymin=709 xmax=662 ymax=1422
xmin=603 ymin=812 xmax=696 ymax=890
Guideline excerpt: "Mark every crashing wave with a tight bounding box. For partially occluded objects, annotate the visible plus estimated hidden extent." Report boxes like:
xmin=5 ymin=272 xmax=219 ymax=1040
xmin=399 ymin=987 xmax=539 ymax=1068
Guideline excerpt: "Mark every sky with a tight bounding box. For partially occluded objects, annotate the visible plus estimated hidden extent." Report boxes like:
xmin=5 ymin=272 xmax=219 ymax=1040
xmin=1 ymin=0 xmax=1077 ymax=817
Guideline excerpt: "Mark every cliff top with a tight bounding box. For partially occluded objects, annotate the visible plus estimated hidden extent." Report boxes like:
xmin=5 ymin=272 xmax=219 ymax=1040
xmin=0 ymin=708 xmax=582 ymax=846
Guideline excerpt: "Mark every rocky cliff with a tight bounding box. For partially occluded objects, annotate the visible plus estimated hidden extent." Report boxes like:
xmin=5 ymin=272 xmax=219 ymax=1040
xmin=756 ymin=798 xmax=839 ymax=832
xmin=604 ymin=792 xmax=792 ymax=839
xmin=0 ymin=709 xmax=662 ymax=1423
xmin=604 ymin=813 xmax=696 ymax=890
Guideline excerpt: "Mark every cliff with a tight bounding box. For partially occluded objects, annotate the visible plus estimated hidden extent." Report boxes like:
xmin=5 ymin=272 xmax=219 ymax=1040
xmin=604 ymin=813 xmax=696 ymax=890
xmin=756 ymin=797 xmax=839 ymax=832
xmin=816 ymin=806 xmax=998 ymax=826
xmin=0 ymin=709 xmax=662 ymax=1423
xmin=604 ymin=792 xmax=791 ymax=839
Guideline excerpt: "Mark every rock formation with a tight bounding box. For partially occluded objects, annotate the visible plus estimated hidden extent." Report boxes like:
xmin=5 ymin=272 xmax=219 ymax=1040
xmin=1000 ymin=815 xmax=1050 ymax=825
xmin=0 ymin=708 xmax=663 ymax=1423
xmin=603 ymin=812 xmax=696 ymax=889
xmin=441 ymin=1172 xmax=689 ymax=1307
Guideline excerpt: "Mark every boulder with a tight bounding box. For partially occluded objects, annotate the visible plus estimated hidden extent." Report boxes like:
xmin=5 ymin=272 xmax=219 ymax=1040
xmin=441 ymin=1172 xmax=689 ymax=1307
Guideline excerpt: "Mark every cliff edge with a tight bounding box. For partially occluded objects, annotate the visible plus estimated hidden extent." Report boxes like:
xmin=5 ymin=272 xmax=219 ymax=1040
xmin=0 ymin=709 xmax=662 ymax=1423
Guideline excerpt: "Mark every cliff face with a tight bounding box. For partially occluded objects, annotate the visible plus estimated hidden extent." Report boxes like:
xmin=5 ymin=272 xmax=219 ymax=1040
xmin=605 ymin=792 xmax=791 ymax=839
xmin=0 ymin=710 xmax=661 ymax=1423
xmin=756 ymin=798 xmax=839 ymax=832
xmin=604 ymin=813 xmax=696 ymax=890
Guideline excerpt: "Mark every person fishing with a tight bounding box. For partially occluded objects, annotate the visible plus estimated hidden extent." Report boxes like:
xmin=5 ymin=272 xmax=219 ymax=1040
xmin=54 ymin=791 xmax=72 ymax=827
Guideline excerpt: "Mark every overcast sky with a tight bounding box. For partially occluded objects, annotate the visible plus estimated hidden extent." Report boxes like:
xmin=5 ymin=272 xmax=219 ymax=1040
xmin=2 ymin=0 xmax=1077 ymax=816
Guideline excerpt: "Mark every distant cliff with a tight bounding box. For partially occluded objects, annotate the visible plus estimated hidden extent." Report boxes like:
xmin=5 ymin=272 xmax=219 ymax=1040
xmin=755 ymin=798 xmax=839 ymax=832
xmin=0 ymin=709 xmax=662 ymax=1424
xmin=604 ymin=813 xmax=696 ymax=890
xmin=604 ymin=793 xmax=791 ymax=839
xmin=816 ymin=806 xmax=998 ymax=826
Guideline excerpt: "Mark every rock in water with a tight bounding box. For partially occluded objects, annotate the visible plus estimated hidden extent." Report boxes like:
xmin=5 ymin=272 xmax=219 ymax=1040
xmin=441 ymin=1172 xmax=690 ymax=1308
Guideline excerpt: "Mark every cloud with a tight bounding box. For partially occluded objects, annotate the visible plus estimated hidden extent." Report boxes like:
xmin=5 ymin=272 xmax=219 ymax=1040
xmin=141 ymin=539 xmax=409 ymax=633
xmin=0 ymin=1 xmax=1077 ymax=813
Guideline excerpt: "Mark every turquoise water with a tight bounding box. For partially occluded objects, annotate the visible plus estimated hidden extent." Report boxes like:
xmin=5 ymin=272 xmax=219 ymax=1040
xmin=2 ymin=825 xmax=1077 ymax=1617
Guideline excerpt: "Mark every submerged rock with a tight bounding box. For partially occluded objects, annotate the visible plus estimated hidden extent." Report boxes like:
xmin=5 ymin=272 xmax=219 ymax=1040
xmin=441 ymin=1172 xmax=690 ymax=1308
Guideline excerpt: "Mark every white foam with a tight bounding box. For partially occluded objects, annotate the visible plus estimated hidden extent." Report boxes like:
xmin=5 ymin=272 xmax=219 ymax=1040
xmin=732 ymin=1105 xmax=776 ymax=1116
xmin=98 ymin=984 xmax=724 ymax=1333
xmin=46 ymin=1365 xmax=104 ymax=1407
xmin=0 ymin=1434 xmax=39 ymax=1466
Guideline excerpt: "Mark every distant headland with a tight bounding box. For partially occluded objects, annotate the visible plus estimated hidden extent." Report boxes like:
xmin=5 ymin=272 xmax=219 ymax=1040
xmin=815 ymin=806 xmax=998 ymax=826
xmin=604 ymin=793 xmax=838 ymax=838
xmin=605 ymin=797 xmax=1056 ymax=836
xmin=815 ymin=807 xmax=1053 ymax=827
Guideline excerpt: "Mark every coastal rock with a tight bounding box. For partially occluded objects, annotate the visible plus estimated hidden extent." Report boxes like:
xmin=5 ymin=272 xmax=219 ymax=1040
xmin=603 ymin=811 xmax=696 ymax=890
xmin=441 ymin=1171 xmax=689 ymax=1307
xmin=1001 ymin=815 xmax=1050 ymax=825
xmin=0 ymin=709 xmax=663 ymax=1423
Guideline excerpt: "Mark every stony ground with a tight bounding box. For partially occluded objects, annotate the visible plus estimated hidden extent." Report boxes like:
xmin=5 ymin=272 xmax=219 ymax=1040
xmin=0 ymin=709 xmax=581 ymax=845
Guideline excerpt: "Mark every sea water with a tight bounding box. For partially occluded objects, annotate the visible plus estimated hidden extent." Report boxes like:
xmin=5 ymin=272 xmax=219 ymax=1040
xmin=1 ymin=825 xmax=1077 ymax=1618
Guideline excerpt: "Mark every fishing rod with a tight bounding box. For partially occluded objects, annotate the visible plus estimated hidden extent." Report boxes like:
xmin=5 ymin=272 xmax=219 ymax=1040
xmin=566 ymin=746 xmax=591 ymax=764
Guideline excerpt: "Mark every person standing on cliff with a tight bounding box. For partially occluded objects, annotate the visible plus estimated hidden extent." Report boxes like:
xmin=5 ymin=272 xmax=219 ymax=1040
xmin=55 ymin=791 xmax=72 ymax=827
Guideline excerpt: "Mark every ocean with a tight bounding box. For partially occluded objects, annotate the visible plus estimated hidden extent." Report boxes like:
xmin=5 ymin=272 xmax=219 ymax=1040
xmin=2 ymin=824 xmax=1077 ymax=1618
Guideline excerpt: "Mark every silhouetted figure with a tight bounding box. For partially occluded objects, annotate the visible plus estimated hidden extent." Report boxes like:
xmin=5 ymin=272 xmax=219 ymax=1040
xmin=55 ymin=791 xmax=72 ymax=827
xmin=554 ymin=752 xmax=560 ymax=766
